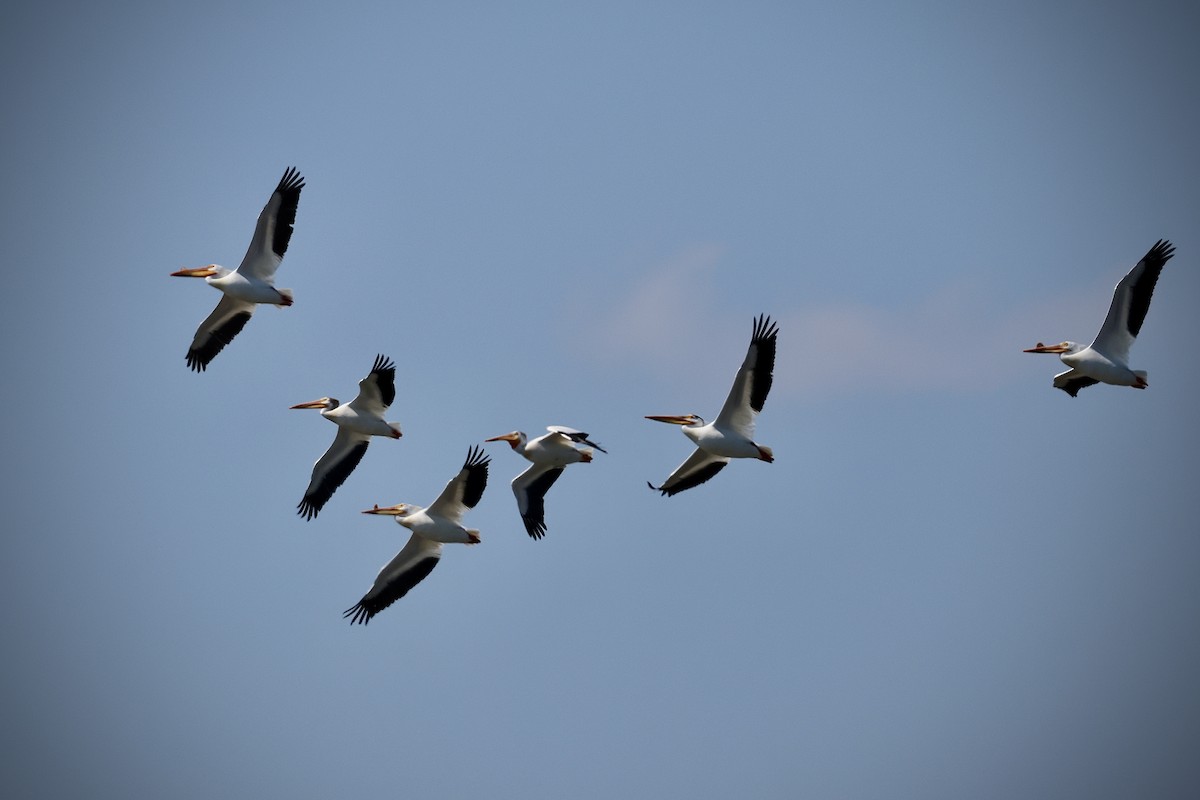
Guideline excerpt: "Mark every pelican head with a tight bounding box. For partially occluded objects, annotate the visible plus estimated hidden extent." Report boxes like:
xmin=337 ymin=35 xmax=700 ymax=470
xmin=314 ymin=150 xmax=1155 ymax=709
xmin=1023 ymin=341 xmax=1080 ymax=356
xmin=290 ymin=397 xmax=338 ymax=411
xmin=170 ymin=264 xmax=223 ymax=279
xmin=645 ymin=414 xmax=705 ymax=427
xmin=484 ymin=431 xmax=527 ymax=450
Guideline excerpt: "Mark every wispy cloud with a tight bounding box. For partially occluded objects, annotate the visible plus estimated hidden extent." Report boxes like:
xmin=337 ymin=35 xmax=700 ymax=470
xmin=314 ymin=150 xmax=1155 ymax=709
xmin=582 ymin=243 xmax=729 ymax=365
xmin=580 ymin=244 xmax=1114 ymax=399
xmin=781 ymin=280 xmax=1111 ymax=397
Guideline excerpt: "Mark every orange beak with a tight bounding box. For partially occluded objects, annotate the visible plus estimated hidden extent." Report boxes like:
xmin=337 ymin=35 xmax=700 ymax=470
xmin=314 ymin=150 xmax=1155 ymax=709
xmin=484 ymin=432 xmax=521 ymax=445
xmin=170 ymin=266 xmax=219 ymax=278
xmin=1023 ymin=342 xmax=1071 ymax=354
xmin=289 ymin=398 xmax=331 ymax=409
xmin=645 ymin=414 xmax=694 ymax=425
xmin=361 ymin=504 xmax=407 ymax=516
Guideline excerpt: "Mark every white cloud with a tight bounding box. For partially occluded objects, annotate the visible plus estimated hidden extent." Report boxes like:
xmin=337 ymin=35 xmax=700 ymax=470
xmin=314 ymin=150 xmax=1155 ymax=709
xmin=581 ymin=244 xmax=1117 ymax=399
xmin=582 ymin=243 xmax=730 ymax=365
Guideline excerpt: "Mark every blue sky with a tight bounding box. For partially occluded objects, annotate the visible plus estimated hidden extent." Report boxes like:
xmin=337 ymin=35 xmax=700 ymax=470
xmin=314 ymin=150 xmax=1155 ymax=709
xmin=2 ymin=2 xmax=1199 ymax=798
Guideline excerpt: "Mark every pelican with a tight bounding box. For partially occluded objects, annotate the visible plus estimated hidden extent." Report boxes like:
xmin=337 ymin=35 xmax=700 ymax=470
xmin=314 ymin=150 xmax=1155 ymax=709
xmin=345 ymin=446 xmax=490 ymax=625
xmin=171 ymin=167 xmax=305 ymax=372
xmin=292 ymin=354 xmax=403 ymax=520
xmin=1025 ymin=239 xmax=1175 ymax=396
xmin=647 ymin=314 xmax=778 ymax=496
xmin=485 ymin=426 xmax=606 ymax=539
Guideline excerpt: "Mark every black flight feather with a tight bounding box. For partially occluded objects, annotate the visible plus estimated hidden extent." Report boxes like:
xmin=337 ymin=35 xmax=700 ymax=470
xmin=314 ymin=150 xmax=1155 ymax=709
xmin=343 ymin=556 xmax=440 ymax=625
xmin=520 ymin=467 xmax=564 ymax=540
xmin=649 ymin=461 xmax=727 ymax=497
xmin=186 ymin=310 xmax=252 ymax=372
xmin=297 ymin=440 xmax=370 ymax=520
xmin=271 ymin=167 xmax=305 ymax=259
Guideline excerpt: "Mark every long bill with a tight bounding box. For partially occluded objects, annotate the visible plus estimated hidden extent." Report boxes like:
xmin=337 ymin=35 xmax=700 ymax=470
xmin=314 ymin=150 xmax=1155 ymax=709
xmin=361 ymin=504 xmax=407 ymax=515
xmin=290 ymin=398 xmax=331 ymax=409
xmin=645 ymin=414 xmax=694 ymax=425
xmin=1023 ymin=342 xmax=1071 ymax=354
xmin=170 ymin=266 xmax=219 ymax=278
xmin=484 ymin=432 xmax=521 ymax=444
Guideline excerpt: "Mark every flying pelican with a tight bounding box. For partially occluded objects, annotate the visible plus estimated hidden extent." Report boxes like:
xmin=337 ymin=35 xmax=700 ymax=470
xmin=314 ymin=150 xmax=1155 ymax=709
xmin=485 ymin=426 xmax=606 ymax=539
xmin=171 ymin=167 xmax=305 ymax=372
xmin=647 ymin=314 xmax=778 ymax=496
xmin=345 ymin=446 xmax=490 ymax=625
xmin=292 ymin=354 xmax=403 ymax=520
xmin=1024 ymin=239 xmax=1175 ymax=396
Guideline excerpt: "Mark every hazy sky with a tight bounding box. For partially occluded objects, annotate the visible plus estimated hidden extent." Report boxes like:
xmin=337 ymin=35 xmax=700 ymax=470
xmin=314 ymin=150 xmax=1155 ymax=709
xmin=3 ymin=2 xmax=1199 ymax=798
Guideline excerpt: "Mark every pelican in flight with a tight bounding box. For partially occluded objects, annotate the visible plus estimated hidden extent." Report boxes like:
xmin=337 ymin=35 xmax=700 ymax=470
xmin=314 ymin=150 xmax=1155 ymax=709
xmin=171 ymin=167 xmax=305 ymax=372
xmin=292 ymin=354 xmax=402 ymax=520
xmin=1025 ymin=239 xmax=1175 ymax=396
xmin=485 ymin=426 xmax=606 ymax=539
xmin=647 ymin=314 xmax=778 ymax=496
xmin=345 ymin=446 xmax=490 ymax=625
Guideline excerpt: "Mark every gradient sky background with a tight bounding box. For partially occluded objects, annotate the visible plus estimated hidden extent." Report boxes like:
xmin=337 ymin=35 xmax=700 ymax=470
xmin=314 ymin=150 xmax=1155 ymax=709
xmin=3 ymin=2 xmax=1199 ymax=798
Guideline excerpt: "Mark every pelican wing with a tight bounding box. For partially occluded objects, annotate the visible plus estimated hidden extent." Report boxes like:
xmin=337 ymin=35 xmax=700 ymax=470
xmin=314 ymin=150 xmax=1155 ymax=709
xmin=297 ymin=427 xmax=371 ymax=520
xmin=1091 ymin=239 xmax=1174 ymax=363
xmin=546 ymin=425 xmax=607 ymax=454
xmin=344 ymin=533 xmax=442 ymax=625
xmin=1053 ymin=370 xmax=1101 ymax=398
xmin=714 ymin=314 xmax=778 ymax=436
xmin=185 ymin=294 xmax=255 ymax=372
xmin=649 ymin=447 xmax=730 ymax=497
xmin=427 ymin=446 xmax=490 ymax=524
xmin=512 ymin=464 xmax=565 ymax=540
xmin=235 ymin=167 xmax=305 ymax=282
xmin=348 ymin=354 xmax=397 ymax=413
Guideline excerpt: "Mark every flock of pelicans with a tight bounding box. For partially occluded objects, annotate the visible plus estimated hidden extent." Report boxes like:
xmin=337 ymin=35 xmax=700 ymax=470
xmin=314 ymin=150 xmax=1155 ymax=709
xmin=171 ymin=168 xmax=1178 ymax=625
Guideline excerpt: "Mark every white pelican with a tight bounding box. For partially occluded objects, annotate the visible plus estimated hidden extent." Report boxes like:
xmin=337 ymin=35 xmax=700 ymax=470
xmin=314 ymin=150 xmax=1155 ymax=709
xmin=647 ymin=314 xmax=778 ymax=496
xmin=171 ymin=167 xmax=305 ymax=372
xmin=485 ymin=426 xmax=606 ymax=539
xmin=292 ymin=354 xmax=403 ymax=520
xmin=1025 ymin=239 xmax=1175 ymax=396
xmin=345 ymin=446 xmax=491 ymax=625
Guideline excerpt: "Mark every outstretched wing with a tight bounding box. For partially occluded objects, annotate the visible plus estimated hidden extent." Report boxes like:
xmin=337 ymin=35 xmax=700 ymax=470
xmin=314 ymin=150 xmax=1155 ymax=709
xmin=547 ymin=425 xmax=607 ymax=454
xmin=714 ymin=314 xmax=778 ymax=437
xmin=427 ymin=446 xmax=490 ymax=524
xmin=344 ymin=533 xmax=442 ymax=625
xmin=1053 ymin=370 xmax=1100 ymax=398
xmin=1091 ymin=239 xmax=1174 ymax=363
xmin=649 ymin=447 xmax=730 ymax=497
xmin=297 ymin=427 xmax=371 ymax=520
xmin=236 ymin=166 xmax=305 ymax=282
xmin=349 ymin=354 xmax=397 ymax=413
xmin=185 ymin=294 xmax=255 ymax=372
xmin=512 ymin=464 xmax=565 ymax=539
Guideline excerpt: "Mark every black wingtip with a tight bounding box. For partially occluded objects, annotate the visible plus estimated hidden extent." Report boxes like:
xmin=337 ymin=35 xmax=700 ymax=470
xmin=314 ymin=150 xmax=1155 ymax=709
xmin=369 ymin=353 xmax=397 ymax=407
xmin=277 ymin=166 xmax=306 ymax=193
xmin=297 ymin=499 xmax=320 ymax=520
xmin=343 ymin=603 xmax=371 ymax=625
xmin=1147 ymin=239 xmax=1175 ymax=265
xmin=752 ymin=313 xmax=779 ymax=343
xmin=464 ymin=444 xmax=491 ymax=470
xmin=371 ymin=353 xmax=396 ymax=374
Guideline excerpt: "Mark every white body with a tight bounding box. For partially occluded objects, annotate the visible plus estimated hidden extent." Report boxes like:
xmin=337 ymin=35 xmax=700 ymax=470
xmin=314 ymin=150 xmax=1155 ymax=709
xmin=173 ymin=167 xmax=304 ymax=371
xmin=1025 ymin=240 xmax=1173 ymax=396
xmin=648 ymin=315 xmax=778 ymax=496
xmin=486 ymin=426 xmax=603 ymax=540
xmin=205 ymin=269 xmax=292 ymax=305
xmin=345 ymin=448 xmax=490 ymax=624
xmin=294 ymin=355 xmax=401 ymax=520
